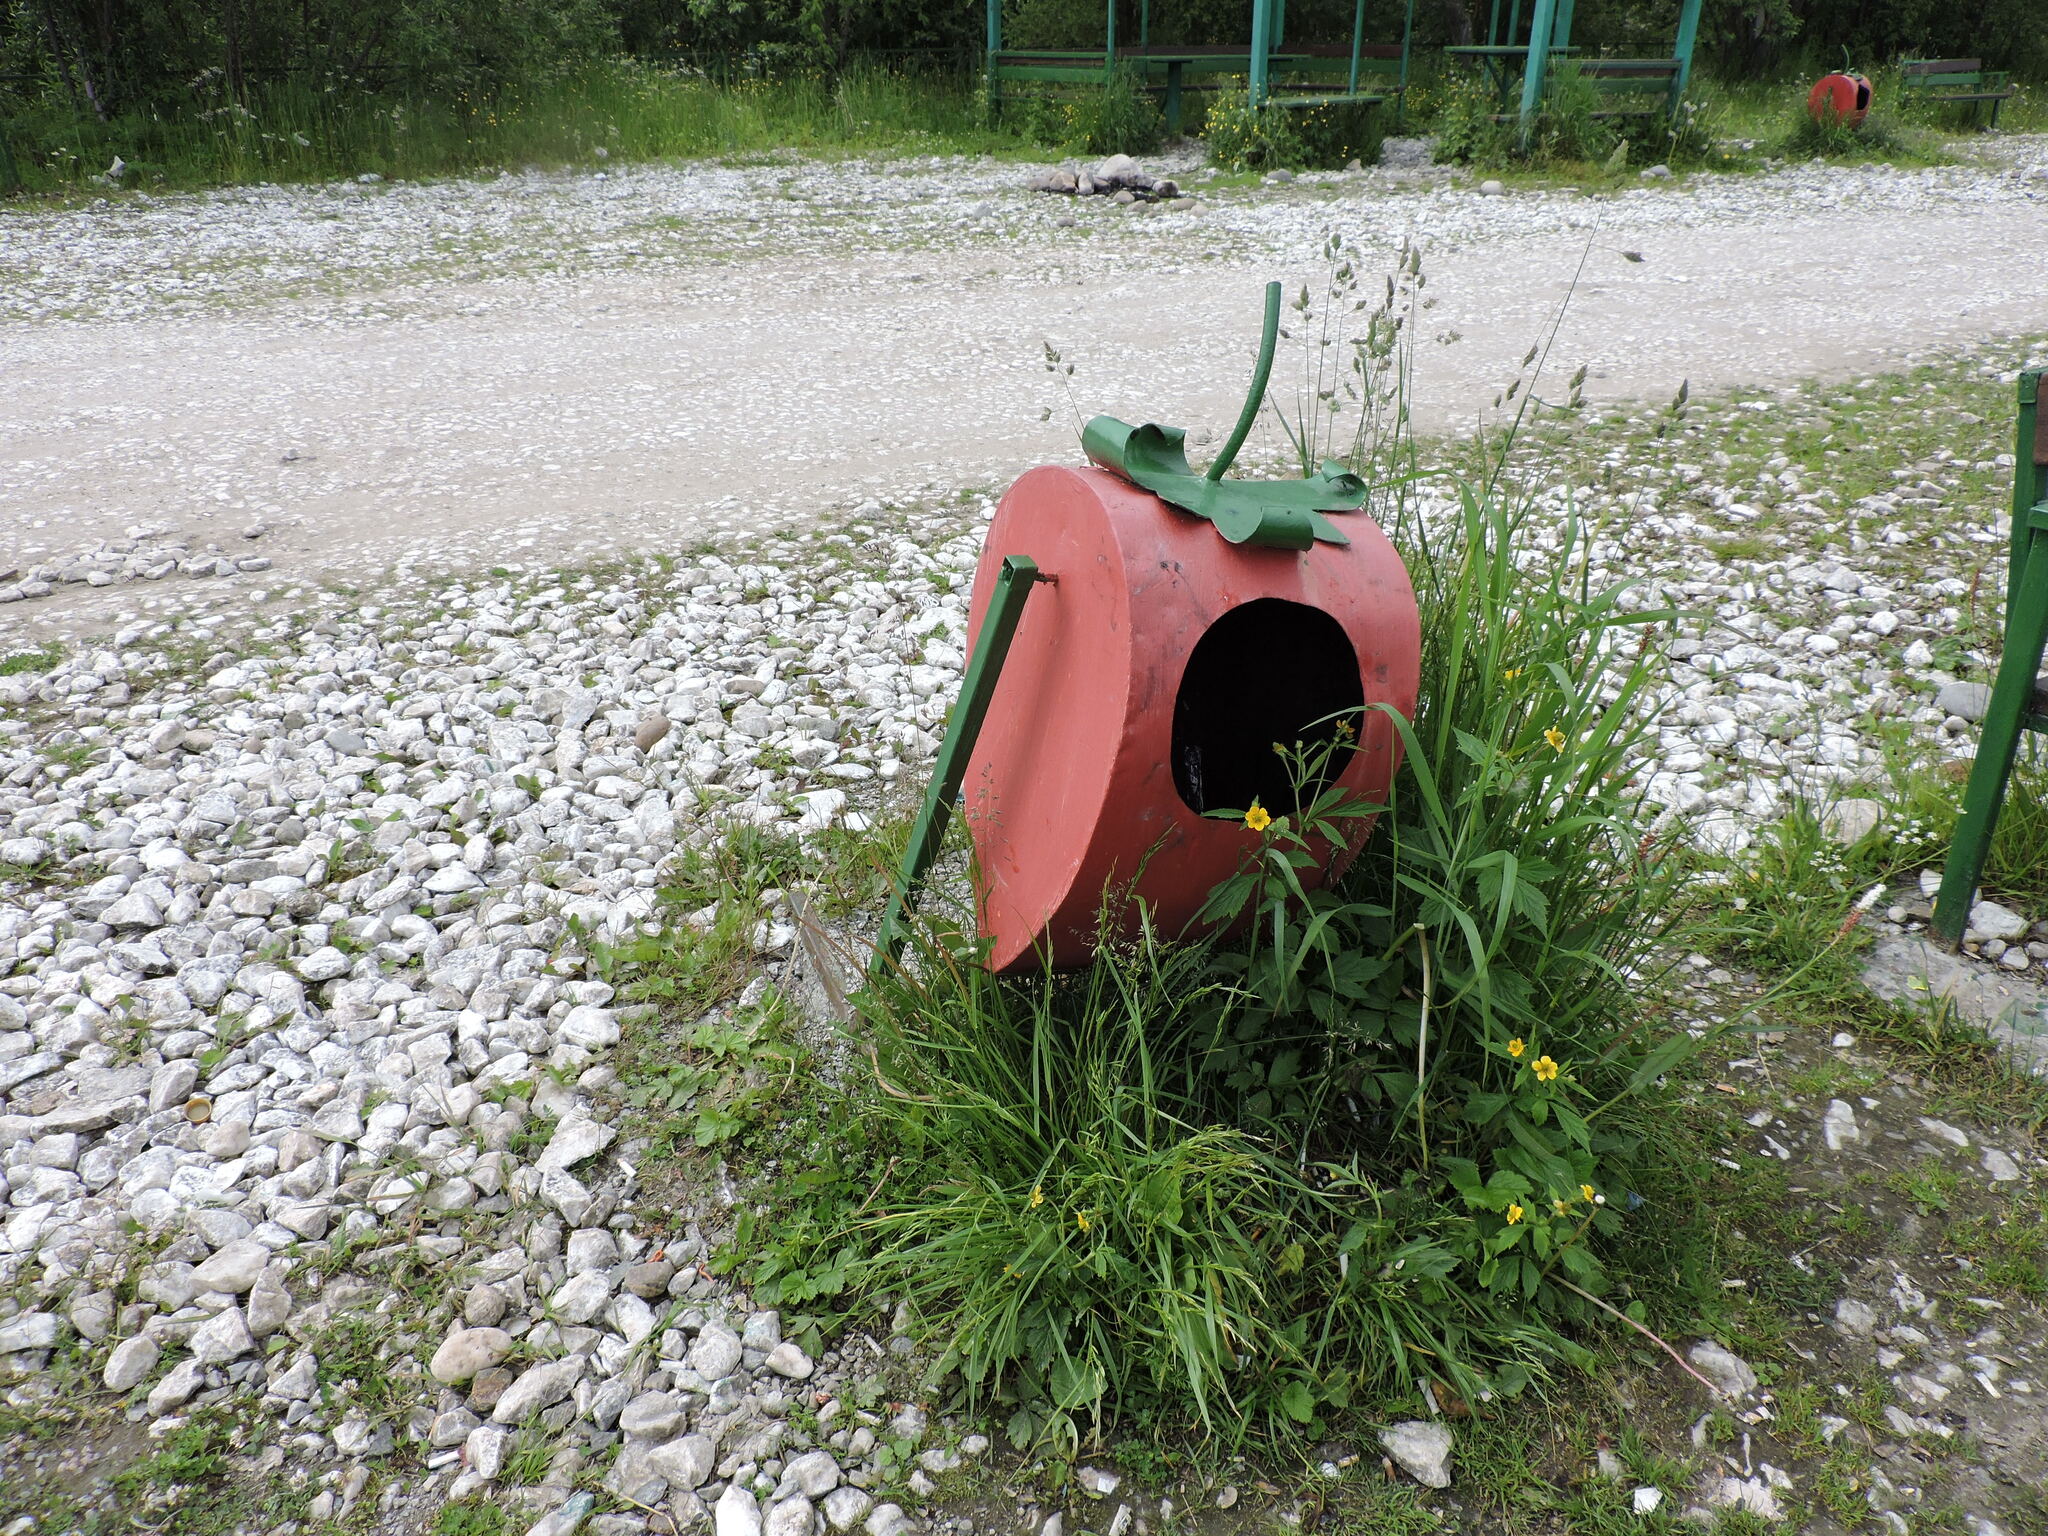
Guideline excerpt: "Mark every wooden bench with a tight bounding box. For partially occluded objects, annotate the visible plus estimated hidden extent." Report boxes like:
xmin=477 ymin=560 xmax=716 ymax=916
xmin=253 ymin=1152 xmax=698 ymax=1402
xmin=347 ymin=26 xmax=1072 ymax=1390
xmin=992 ymin=44 xmax=1401 ymax=129
xmin=1574 ymin=57 xmax=1684 ymax=119
xmin=1901 ymin=58 xmax=2013 ymax=128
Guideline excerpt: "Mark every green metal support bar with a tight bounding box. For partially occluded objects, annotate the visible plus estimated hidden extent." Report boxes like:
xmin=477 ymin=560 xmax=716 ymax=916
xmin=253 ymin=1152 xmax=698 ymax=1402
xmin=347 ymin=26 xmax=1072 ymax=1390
xmin=1516 ymin=0 xmax=1560 ymax=143
xmin=1348 ymin=0 xmax=1365 ymax=92
xmin=1207 ymin=281 xmax=1282 ymax=483
xmin=985 ymin=0 xmax=1002 ymax=115
xmin=875 ymin=555 xmax=1045 ymax=963
xmin=1486 ymin=0 xmax=1503 ymax=47
xmin=1104 ymin=0 xmax=1116 ymax=81
xmin=1247 ymin=0 xmax=1270 ymax=107
xmin=1397 ymin=0 xmax=1417 ymax=125
xmin=1140 ymin=0 xmax=1149 ymax=48
xmin=1933 ymin=371 xmax=2048 ymax=947
xmin=1551 ymin=0 xmax=1576 ymax=47
xmin=1668 ymin=0 xmax=1702 ymax=115
xmin=1273 ymin=0 xmax=1287 ymax=52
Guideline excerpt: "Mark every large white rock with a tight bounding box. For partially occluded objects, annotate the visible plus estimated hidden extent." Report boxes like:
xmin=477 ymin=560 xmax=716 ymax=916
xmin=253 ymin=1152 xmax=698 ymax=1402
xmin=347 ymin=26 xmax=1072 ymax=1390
xmin=188 ymin=1306 xmax=256 ymax=1364
xmin=491 ymin=1355 xmax=586 ymax=1424
xmin=192 ymin=1238 xmax=270 ymax=1294
xmin=430 ymin=1327 xmax=513 ymax=1385
xmin=649 ymin=1432 xmax=717 ymax=1489
xmin=1688 ymin=1339 xmax=1758 ymax=1399
xmin=716 ymin=1484 xmax=763 ymax=1536
xmin=104 ymin=1334 xmax=160 ymax=1391
xmin=1379 ymin=1421 xmax=1453 ymax=1488
xmin=690 ymin=1321 xmax=743 ymax=1380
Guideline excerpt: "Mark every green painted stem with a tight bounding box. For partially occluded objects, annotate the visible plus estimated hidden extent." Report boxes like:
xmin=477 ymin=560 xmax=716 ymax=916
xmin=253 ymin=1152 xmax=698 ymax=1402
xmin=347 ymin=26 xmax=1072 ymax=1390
xmin=1206 ymin=281 xmax=1282 ymax=483
xmin=875 ymin=554 xmax=1042 ymax=965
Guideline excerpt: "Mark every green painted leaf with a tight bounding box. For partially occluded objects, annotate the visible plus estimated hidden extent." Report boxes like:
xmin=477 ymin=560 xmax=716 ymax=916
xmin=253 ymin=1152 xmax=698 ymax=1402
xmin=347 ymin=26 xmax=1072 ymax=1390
xmin=1080 ymin=415 xmax=1366 ymax=549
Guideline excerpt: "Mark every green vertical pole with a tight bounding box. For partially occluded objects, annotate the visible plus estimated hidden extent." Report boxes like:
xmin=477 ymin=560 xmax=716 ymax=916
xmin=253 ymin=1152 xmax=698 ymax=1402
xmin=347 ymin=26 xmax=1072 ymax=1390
xmin=986 ymin=0 xmax=1002 ymax=115
xmin=1668 ymin=0 xmax=1703 ymax=115
xmin=1516 ymin=0 xmax=1558 ymax=142
xmin=1273 ymin=0 xmax=1287 ymax=52
xmin=876 ymin=556 xmax=1043 ymax=964
xmin=1397 ymin=0 xmax=1416 ymax=124
xmin=1166 ymin=60 xmax=1184 ymax=132
xmin=1507 ymin=0 xmax=1523 ymax=47
xmin=1486 ymin=0 xmax=1502 ymax=46
xmin=1348 ymin=0 xmax=1365 ymax=92
xmin=1551 ymin=0 xmax=1575 ymax=48
xmin=1249 ymin=0 xmax=1273 ymax=108
xmin=1105 ymin=0 xmax=1117 ymax=78
xmin=1140 ymin=0 xmax=1149 ymax=48
xmin=2009 ymin=372 xmax=2044 ymax=617
xmin=1933 ymin=515 xmax=2048 ymax=947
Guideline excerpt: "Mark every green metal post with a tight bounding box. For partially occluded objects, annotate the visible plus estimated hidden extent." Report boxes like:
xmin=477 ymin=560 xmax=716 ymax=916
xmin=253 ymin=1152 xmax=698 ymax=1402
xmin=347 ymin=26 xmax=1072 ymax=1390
xmin=1933 ymin=371 xmax=2048 ymax=946
xmin=1932 ymin=512 xmax=2048 ymax=946
xmin=1207 ymin=282 xmax=1282 ymax=483
xmin=875 ymin=556 xmax=1044 ymax=963
xmin=1165 ymin=60 xmax=1184 ymax=132
xmin=1249 ymin=0 xmax=1273 ymax=108
xmin=1551 ymin=0 xmax=1576 ymax=48
xmin=985 ymin=0 xmax=1002 ymax=116
xmin=1516 ymin=0 xmax=1559 ymax=144
xmin=1348 ymin=0 xmax=1365 ymax=93
xmin=1507 ymin=0 xmax=1523 ymax=48
xmin=2010 ymin=372 xmax=2045 ymax=616
xmin=1486 ymin=0 xmax=1502 ymax=46
xmin=1397 ymin=0 xmax=1417 ymax=125
xmin=1105 ymin=0 xmax=1116 ymax=78
xmin=1668 ymin=0 xmax=1703 ymax=116
xmin=1273 ymin=0 xmax=1287 ymax=52
xmin=1140 ymin=0 xmax=1149 ymax=47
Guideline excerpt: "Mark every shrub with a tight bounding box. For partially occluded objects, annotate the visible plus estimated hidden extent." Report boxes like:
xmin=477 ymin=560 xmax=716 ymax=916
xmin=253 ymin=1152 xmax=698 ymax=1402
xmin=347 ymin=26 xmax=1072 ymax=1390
xmin=1201 ymin=83 xmax=1304 ymax=170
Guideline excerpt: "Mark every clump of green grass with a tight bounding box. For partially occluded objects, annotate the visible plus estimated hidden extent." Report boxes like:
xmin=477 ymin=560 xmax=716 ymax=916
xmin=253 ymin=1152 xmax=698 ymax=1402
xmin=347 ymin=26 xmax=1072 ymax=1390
xmin=3 ymin=59 xmax=1048 ymax=196
xmin=0 ymin=642 xmax=63 ymax=676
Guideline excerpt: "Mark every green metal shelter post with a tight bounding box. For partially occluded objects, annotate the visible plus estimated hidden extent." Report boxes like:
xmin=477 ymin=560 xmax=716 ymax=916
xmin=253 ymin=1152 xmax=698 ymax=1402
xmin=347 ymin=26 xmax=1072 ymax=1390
xmin=1668 ymin=0 xmax=1702 ymax=115
xmin=985 ymin=0 xmax=1002 ymax=115
xmin=1348 ymin=0 xmax=1365 ymax=92
xmin=1397 ymin=0 xmax=1417 ymax=124
xmin=875 ymin=555 xmax=1045 ymax=964
xmin=1516 ymin=0 xmax=1560 ymax=142
xmin=1486 ymin=0 xmax=1502 ymax=46
xmin=1933 ymin=372 xmax=2048 ymax=947
xmin=1140 ymin=0 xmax=1149 ymax=47
xmin=1550 ymin=0 xmax=1576 ymax=48
xmin=1104 ymin=0 xmax=1116 ymax=80
xmin=1273 ymin=0 xmax=1287 ymax=51
xmin=1248 ymin=0 xmax=1274 ymax=107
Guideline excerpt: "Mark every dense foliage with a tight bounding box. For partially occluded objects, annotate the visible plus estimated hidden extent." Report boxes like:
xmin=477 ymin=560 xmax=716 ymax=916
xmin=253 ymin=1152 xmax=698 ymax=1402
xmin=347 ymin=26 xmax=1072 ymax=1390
xmin=5 ymin=0 xmax=2037 ymax=127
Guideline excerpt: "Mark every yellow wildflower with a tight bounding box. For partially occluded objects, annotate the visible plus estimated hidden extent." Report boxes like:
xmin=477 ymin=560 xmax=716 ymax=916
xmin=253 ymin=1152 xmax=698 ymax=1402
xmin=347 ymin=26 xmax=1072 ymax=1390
xmin=1532 ymin=1055 xmax=1560 ymax=1082
xmin=1029 ymin=1186 xmax=1044 ymax=1209
xmin=1580 ymin=1183 xmax=1596 ymax=1204
xmin=1507 ymin=1038 xmax=1526 ymax=1058
xmin=1553 ymin=1198 xmax=1571 ymax=1216
xmin=1543 ymin=726 xmax=1567 ymax=754
xmin=1505 ymin=1203 xmax=1524 ymax=1225
xmin=1504 ymin=667 xmax=1523 ymax=681
xmin=1076 ymin=1211 xmax=1091 ymax=1233
xmin=1244 ymin=804 xmax=1272 ymax=833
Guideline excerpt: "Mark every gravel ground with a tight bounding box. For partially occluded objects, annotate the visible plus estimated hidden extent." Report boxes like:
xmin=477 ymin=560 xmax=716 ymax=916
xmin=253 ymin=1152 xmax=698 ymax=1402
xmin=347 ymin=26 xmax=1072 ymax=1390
xmin=4 ymin=140 xmax=2048 ymax=636
xmin=4 ymin=144 xmax=2048 ymax=1533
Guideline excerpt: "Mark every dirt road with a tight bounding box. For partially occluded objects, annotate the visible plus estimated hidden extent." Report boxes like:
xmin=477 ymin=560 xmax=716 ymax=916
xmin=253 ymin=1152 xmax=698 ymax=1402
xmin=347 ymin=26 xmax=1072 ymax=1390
xmin=3 ymin=142 xmax=2046 ymax=632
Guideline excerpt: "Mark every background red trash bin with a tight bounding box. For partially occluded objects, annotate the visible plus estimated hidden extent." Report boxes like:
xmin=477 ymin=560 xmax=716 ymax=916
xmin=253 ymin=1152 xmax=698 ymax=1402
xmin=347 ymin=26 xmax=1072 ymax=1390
xmin=959 ymin=462 xmax=1421 ymax=973
xmin=1808 ymin=72 xmax=1871 ymax=127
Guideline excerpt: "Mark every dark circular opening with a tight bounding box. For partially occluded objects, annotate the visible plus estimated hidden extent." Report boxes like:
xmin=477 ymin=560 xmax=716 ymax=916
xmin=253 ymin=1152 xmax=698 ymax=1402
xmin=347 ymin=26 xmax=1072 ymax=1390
xmin=1170 ymin=598 xmax=1365 ymax=817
